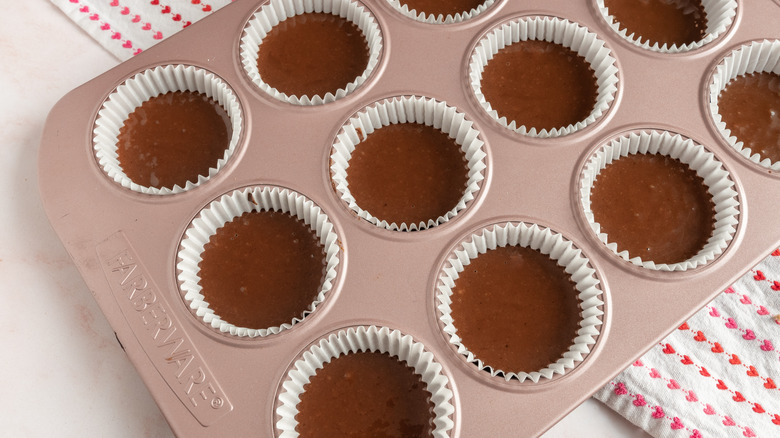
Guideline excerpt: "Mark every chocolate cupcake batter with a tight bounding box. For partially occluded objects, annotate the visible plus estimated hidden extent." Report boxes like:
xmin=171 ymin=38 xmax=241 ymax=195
xmin=345 ymin=123 xmax=469 ymax=226
xmin=117 ymin=90 xmax=230 ymax=189
xmin=718 ymin=72 xmax=780 ymax=163
xmin=296 ymin=351 xmax=435 ymax=438
xmin=400 ymin=0 xmax=486 ymax=17
xmin=198 ymin=210 xmax=326 ymax=329
xmin=590 ymin=154 xmax=715 ymax=264
xmin=603 ymin=0 xmax=707 ymax=47
xmin=257 ymin=13 xmax=370 ymax=97
xmin=450 ymin=246 xmax=581 ymax=373
xmin=480 ymin=40 xmax=598 ymax=132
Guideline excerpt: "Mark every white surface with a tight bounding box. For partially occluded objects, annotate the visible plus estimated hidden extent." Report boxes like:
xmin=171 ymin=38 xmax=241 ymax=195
xmin=0 ymin=1 xmax=651 ymax=436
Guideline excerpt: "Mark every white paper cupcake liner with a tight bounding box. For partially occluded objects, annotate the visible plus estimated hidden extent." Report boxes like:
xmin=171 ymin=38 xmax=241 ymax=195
xmin=93 ymin=65 xmax=242 ymax=195
xmin=596 ymin=0 xmax=737 ymax=54
xmin=384 ymin=0 xmax=495 ymax=24
xmin=276 ymin=325 xmax=455 ymax=437
xmin=176 ymin=186 xmax=341 ymax=338
xmin=240 ymin=0 xmax=382 ymax=106
xmin=709 ymin=39 xmax=780 ymax=170
xmin=580 ymin=130 xmax=740 ymax=271
xmin=469 ymin=16 xmax=619 ymax=138
xmin=435 ymin=222 xmax=604 ymax=383
xmin=330 ymin=95 xmax=487 ymax=231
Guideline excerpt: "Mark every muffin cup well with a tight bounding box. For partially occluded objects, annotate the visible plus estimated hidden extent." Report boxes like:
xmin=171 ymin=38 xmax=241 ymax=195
xmin=709 ymin=39 xmax=780 ymax=170
xmin=240 ymin=0 xmax=382 ymax=106
xmin=276 ymin=325 xmax=455 ymax=437
xmin=330 ymin=95 xmax=487 ymax=231
xmin=176 ymin=186 xmax=341 ymax=338
xmin=436 ymin=222 xmax=604 ymax=383
xmin=93 ymin=65 xmax=242 ymax=195
xmin=580 ymin=130 xmax=740 ymax=271
xmin=469 ymin=16 xmax=619 ymax=138
xmin=596 ymin=0 xmax=738 ymax=54
xmin=384 ymin=0 xmax=495 ymax=24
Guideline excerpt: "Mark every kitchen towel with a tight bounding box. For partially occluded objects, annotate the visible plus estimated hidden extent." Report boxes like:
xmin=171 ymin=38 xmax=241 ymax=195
xmin=51 ymin=2 xmax=780 ymax=437
xmin=51 ymin=0 xmax=234 ymax=60
xmin=595 ymin=250 xmax=780 ymax=438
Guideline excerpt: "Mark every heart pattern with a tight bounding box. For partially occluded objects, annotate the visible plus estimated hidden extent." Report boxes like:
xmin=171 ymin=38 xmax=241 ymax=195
xmin=726 ymin=318 xmax=738 ymax=329
xmin=651 ymin=406 xmax=665 ymax=419
xmin=743 ymin=329 xmax=756 ymax=340
xmin=670 ymin=417 xmax=684 ymax=430
xmin=690 ymin=431 xmax=703 ymax=438
xmin=743 ymin=427 xmax=757 ymax=437
xmin=757 ymin=305 xmax=769 ymax=315
xmin=694 ymin=331 xmax=707 ymax=342
xmin=633 ymin=394 xmax=646 ymax=406
xmin=723 ymin=415 xmax=736 ymax=426
xmin=711 ymin=343 xmax=724 ymax=353
xmin=746 ymin=365 xmax=759 ymax=377
xmin=703 ymin=404 xmax=716 ymax=415
xmin=662 ymin=343 xmax=675 ymax=354
xmin=740 ymin=294 xmax=752 ymax=304
xmin=754 ymin=270 xmax=766 ymax=281
xmin=667 ymin=379 xmax=680 ymax=390
xmin=614 ymin=382 xmax=628 ymax=395
xmin=716 ymin=379 xmax=728 ymax=390
xmin=729 ymin=354 xmax=741 ymax=365
xmin=732 ymin=391 xmax=746 ymax=402
xmin=685 ymin=390 xmax=698 ymax=402
xmin=760 ymin=339 xmax=774 ymax=351
xmin=765 ymin=378 xmax=777 ymax=389
xmin=772 ymin=281 xmax=780 ymax=291
xmin=61 ymin=0 xmax=224 ymax=59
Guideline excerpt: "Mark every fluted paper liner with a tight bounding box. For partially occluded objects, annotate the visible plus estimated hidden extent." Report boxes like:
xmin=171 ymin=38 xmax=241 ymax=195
xmin=580 ymin=130 xmax=740 ymax=271
xmin=709 ymin=40 xmax=780 ymax=170
xmin=330 ymin=96 xmax=487 ymax=231
xmin=276 ymin=326 xmax=455 ymax=437
xmin=436 ymin=222 xmax=604 ymax=383
xmin=385 ymin=0 xmax=495 ymax=24
xmin=596 ymin=0 xmax=737 ymax=54
xmin=93 ymin=65 xmax=242 ymax=195
xmin=176 ymin=186 xmax=341 ymax=337
xmin=469 ymin=16 xmax=619 ymax=138
xmin=240 ymin=0 xmax=382 ymax=106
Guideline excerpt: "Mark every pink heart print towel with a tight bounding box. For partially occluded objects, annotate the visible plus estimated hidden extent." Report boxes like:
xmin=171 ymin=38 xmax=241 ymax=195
xmin=596 ymin=249 xmax=780 ymax=438
xmin=51 ymin=0 xmax=235 ymax=60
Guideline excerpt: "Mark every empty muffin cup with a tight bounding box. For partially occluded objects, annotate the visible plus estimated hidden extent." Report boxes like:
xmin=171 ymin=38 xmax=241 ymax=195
xmin=580 ymin=130 xmax=739 ymax=271
xmin=240 ymin=0 xmax=382 ymax=106
xmin=469 ymin=16 xmax=618 ymax=138
xmin=596 ymin=0 xmax=738 ymax=53
xmin=176 ymin=186 xmax=341 ymax=338
xmin=276 ymin=325 xmax=455 ymax=437
xmin=385 ymin=0 xmax=495 ymax=24
xmin=93 ymin=64 xmax=242 ymax=195
xmin=330 ymin=95 xmax=487 ymax=231
xmin=436 ymin=222 xmax=604 ymax=383
xmin=709 ymin=40 xmax=780 ymax=170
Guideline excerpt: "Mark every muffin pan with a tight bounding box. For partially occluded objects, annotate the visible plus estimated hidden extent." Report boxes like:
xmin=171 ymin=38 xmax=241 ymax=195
xmin=38 ymin=0 xmax=780 ymax=436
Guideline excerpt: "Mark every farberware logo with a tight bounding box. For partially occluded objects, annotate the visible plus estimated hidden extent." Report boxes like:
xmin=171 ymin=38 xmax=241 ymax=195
xmin=97 ymin=232 xmax=233 ymax=427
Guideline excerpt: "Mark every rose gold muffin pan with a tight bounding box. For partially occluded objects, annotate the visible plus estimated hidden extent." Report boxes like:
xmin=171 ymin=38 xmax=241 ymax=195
xmin=38 ymin=0 xmax=780 ymax=436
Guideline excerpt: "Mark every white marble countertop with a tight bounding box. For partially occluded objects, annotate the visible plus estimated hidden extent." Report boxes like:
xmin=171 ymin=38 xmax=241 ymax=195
xmin=0 ymin=1 xmax=651 ymax=436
